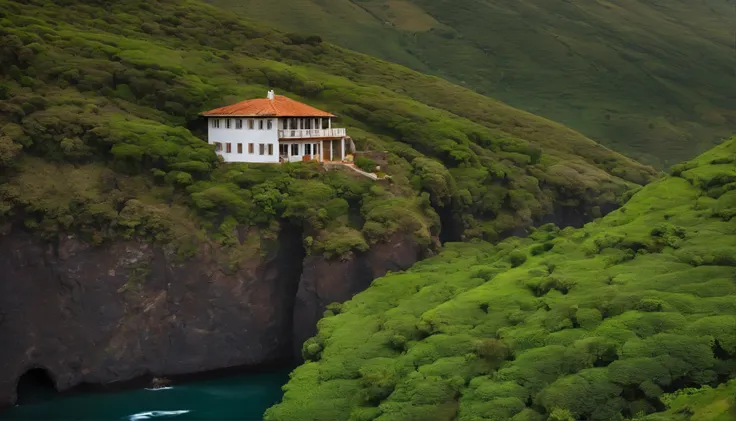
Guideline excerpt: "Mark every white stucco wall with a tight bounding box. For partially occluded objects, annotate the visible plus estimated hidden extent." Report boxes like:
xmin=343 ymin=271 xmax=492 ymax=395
xmin=207 ymin=117 xmax=279 ymax=163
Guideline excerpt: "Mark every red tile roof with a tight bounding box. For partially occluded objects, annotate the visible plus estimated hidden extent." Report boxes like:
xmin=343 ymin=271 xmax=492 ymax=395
xmin=201 ymin=95 xmax=335 ymax=118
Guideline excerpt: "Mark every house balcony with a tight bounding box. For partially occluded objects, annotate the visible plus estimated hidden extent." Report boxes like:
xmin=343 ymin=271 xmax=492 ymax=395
xmin=278 ymin=128 xmax=346 ymax=139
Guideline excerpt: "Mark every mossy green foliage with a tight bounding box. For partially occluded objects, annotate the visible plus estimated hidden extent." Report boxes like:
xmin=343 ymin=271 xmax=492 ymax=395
xmin=189 ymin=162 xmax=438 ymax=256
xmin=355 ymin=157 xmax=378 ymax=173
xmin=210 ymin=0 xmax=736 ymax=168
xmin=0 ymin=0 xmax=656 ymax=252
xmin=639 ymin=379 xmax=736 ymax=421
xmin=266 ymin=139 xmax=736 ymax=421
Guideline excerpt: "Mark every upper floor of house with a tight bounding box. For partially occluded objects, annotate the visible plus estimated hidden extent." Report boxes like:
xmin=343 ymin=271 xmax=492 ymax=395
xmin=201 ymin=90 xmax=347 ymax=140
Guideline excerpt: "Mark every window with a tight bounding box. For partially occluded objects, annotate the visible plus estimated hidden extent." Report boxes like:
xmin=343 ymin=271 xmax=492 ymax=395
xmin=279 ymin=144 xmax=288 ymax=156
xmin=291 ymin=144 xmax=299 ymax=156
xmin=237 ymin=143 xmax=243 ymax=154
xmin=248 ymin=119 xmax=254 ymax=129
xmin=226 ymin=119 xmax=231 ymax=129
xmin=236 ymin=119 xmax=243 ymax=129
xmin=259 ymin=144 xmax=265 ymax=155
xmin=258 ymin=120 xmax=264 ymax=130
xmin=248 ymin=143 xmax=254 ymax=154
xmin=267 ymin=120 xmax=273 ymax=130
xmin=305 ymin=144 xmax=312 ymax=155
xmin=211 ymin=119 xmax=220 ymax=129
xmin=214 ymin=142 xmax=222 ymax=152
xmin=268 ymin=144 xmax=273 ymax=155
xmin=226 ymin=143 xmax=232 ymax=153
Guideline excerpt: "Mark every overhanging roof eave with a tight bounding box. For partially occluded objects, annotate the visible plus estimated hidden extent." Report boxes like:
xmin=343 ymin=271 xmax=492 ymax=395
xmin=201 ymin=114 xmax=337 ymax=118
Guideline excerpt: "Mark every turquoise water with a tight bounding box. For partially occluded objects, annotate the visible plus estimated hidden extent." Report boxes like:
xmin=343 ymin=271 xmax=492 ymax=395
xmin=0 ymin=371 xmax=289 ymax=421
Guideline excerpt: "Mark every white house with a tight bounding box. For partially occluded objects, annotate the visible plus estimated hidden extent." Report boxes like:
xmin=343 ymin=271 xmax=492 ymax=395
xmin=201 ymin=90 xmax=351 ymax=164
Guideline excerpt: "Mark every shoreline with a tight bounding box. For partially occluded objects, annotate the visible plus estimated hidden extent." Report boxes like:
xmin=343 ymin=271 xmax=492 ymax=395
xmin=2 ymin=359 xmax=294 ymax=413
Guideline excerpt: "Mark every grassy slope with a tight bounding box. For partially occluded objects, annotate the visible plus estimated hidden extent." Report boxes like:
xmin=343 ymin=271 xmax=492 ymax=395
xmin=266 ymin=137 xmax=736 ymax=421
xmin=207 ymin=0 xmax=736 ymax=168
xmin=0 ymin=0 xmax=655 ymax=254
xmin=642 ymin=379 xmax=736 ymax=421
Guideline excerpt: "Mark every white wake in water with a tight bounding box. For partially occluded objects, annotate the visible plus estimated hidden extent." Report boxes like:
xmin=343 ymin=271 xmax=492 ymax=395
xmin=126 ymin=410 xmax=190 ymax=420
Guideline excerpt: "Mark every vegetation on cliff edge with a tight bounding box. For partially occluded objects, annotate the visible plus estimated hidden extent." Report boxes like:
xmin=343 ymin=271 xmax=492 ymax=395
xmin=0 ymin=0 xmax=654 ymax=261
xmin=265 ymin=138 xmax=736 ymax=421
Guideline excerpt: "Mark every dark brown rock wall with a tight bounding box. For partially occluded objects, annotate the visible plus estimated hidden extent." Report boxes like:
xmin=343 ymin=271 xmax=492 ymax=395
xmin=292 ymin=234 xmax=425 ymax=358
xmin=0 ymin=228 xmax=302 ymax=407
xmin=0 ymin=228 xmax=426 ymax=408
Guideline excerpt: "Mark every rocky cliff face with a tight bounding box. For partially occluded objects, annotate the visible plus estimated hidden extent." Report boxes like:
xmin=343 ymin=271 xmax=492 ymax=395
xmin=292 ymin=234 xmax=427 ymax=359
xmin=0 ymin=227 xmax=425 ymax=407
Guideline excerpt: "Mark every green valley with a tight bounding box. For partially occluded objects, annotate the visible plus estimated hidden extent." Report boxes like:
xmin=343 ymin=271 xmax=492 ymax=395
xmin=266 ymin=137 xmax=736 ymax=421
xmin=206 ymin=0 xmax=736 ymax=168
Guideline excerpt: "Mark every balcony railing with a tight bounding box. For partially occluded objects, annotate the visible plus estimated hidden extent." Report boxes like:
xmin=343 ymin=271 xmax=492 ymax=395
xmin=278 ymin=128 xmax=346 ymax=139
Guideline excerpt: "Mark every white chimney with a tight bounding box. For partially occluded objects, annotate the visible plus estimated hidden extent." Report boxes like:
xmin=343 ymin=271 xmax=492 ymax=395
xmin=267 ymin=90 xmax=275 ymax=100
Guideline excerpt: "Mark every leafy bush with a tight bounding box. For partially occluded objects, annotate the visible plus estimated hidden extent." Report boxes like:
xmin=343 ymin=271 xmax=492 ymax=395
xmin=509 ymin=250 xmax=527 ymax=267
xmin=313 ymin=227 xmax=370 ymax=260
xmin=0 ymin=136 xmax=22 ymax=167
xmin=355 ymin=156 xmax=377 ymax=173
xmin=475 ymin=338 xmax=509 ymax=364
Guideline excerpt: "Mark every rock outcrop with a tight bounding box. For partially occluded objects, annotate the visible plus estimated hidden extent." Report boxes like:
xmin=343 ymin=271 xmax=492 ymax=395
xmin=0 ymin=227 xmax=426 ymax=408
xmin=292 ymin=233 xmax=427 ymax=359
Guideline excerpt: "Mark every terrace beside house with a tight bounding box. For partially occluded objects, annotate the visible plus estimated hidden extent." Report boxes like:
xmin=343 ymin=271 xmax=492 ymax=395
xmin=200 ymin=90 xmax=354 ymax=164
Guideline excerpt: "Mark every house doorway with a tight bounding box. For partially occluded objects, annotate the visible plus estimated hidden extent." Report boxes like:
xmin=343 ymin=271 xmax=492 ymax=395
xmin=322 ymin=140 xmax=330 ymax=161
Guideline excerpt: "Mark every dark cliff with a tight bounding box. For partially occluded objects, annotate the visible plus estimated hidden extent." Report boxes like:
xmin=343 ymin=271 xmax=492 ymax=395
xmin=292 ymin=233 xmax=426 ymax=359
xmin=0 ymin=227 xmax=426 ymax=407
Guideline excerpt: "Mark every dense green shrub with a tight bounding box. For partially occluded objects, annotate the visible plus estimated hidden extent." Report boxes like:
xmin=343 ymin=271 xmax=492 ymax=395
xmin=313 ymin=227 xmax=370 ymax=260
xmin=355 ymin=156 xmax=377 ymax=173
xmin=0 ymin=136 xmax=22 ymax=167
xmin=508 ymin=250 xmax=527 ymax=267
xmin=302 ymin=337 xmax=323 ymax=362
xmin=475 ymin=338 xmax=509 ymax=364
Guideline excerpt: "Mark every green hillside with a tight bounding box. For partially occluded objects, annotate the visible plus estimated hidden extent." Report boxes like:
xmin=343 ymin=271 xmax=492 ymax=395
xmin=206 ymin=0 xmax=736 ymax=168
xmin=643 ymin=379 xmax=736 ymax=421
xmin=266 ymin=137 xmax=736 ymax=421
xmin=0 ymin=0 xmax=655 ymax=252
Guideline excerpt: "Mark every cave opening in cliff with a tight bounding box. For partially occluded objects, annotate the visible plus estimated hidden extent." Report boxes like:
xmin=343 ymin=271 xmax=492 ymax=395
xmin=436 ymin=203 xmax=462 ymax=244
xmin=16 ymin=367 xmax=57 ymax=405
